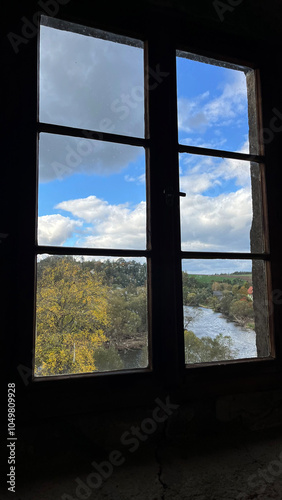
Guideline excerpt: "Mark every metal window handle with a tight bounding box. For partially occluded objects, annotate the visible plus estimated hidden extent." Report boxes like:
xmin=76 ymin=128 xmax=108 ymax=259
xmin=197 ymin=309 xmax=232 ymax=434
xmin=163 ymin=187 xmax=186 ymax=206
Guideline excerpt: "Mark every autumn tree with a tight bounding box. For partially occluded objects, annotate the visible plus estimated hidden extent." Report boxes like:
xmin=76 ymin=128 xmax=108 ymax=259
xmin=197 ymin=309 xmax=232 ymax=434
xmin=35 ymin=257 xmax=111 ymax=376
xmin=186 ymin=292 xmax=199 ymax=306
xmin=212 ymin=281 xmax=222 ymax=291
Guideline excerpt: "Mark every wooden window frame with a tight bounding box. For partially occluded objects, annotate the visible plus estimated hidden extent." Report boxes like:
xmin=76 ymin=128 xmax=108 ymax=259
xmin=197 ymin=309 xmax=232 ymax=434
xmin=7 ymin=10 xmax=282 ymax=420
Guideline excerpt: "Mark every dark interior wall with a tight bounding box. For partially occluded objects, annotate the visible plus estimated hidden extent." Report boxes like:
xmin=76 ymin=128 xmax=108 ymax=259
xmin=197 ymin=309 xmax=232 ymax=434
xmin=3 ymin=1 xmax=282 ymax=499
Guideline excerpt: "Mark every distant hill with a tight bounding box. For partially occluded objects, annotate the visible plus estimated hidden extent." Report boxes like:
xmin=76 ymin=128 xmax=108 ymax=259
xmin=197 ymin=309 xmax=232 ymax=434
xmin=189 ymin=273 xmax=252 ymax=284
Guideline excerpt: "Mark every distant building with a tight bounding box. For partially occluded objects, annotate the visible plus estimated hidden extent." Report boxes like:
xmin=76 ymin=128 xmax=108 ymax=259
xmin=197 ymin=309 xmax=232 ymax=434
xmin=248 ymin=286 xmax=253 ymax=301
xmin=213 ymin=290 xmax=223 ymax=300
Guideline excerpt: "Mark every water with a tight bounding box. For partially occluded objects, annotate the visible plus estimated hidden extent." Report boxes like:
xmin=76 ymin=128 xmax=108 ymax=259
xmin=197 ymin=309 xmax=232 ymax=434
xmin=184 ymin=305 xmax=257 ymax=359
xmin=118 ymin=306 xmax=257 ymax=369
xmin=118 ymin=345 xmax=148 ymax=370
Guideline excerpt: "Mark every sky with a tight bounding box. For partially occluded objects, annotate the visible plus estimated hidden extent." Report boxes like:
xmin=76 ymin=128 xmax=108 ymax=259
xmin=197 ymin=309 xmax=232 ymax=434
xmin=38 ymin=21 xmax=259 ymax=274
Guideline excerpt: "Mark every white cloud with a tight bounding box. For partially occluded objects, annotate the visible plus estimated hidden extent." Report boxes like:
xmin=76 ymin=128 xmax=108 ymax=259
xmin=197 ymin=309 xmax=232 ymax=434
xmin=179 ymin=179 xmax=253 ymax=252
xmin=38 ymin=26 xmax=256 ymax=267
xmin=178 ymin=71 xmax=247 ymax=134
xmin=125 ymin=173 xmax=145 ymax=184
xmin=216 ymin=157 xmax=252 ymax=187
xmin=39 ymin=142 xmax=255 ymax=253
xmin=40 ymin=25 xmax=144 ymax=136
xmin=179 ymin=152 xmax=255 ymax=252
xmin=56 ymin=196 xmax=113 ymax=223
xmin=38 ymin=214 xmax=83 ymax=246
xmin=39 ymin=25 xmax=145 ymax=182
xmin=181 ymin=136 xmax=227 ymax=150
xmin=39 ymin=133 xmax=144 ymax=183
xmin=180 ymin=148 xmax=251 ymax=194
xmin=56 ymin=195 xmax=146 ymax=249
xmin=178 ymin=92 xmax=210 ymax=133
xmin=180 ymin=188 xmax=252 ymax=253
xmin=40 ymin=180 xmax=253 ymax=253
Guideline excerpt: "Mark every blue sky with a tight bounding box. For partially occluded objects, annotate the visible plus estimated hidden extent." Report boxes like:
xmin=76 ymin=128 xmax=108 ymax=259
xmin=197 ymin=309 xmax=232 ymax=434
xmin=177 ymin=57 xmax=249 ymax=152
xmin=38 ymin=22 xmax=257 ymax=274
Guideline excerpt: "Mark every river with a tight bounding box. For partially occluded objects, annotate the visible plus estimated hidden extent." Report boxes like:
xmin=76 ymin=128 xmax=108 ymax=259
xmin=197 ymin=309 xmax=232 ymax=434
xmin=184 ymin=305 xmax=257 ymax=359
xmin=118 ymin=305 xmax=257 ymax=370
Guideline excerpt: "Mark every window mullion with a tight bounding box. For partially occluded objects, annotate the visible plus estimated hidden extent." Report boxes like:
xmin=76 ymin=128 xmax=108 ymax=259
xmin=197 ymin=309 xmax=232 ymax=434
xmin=146 ymin=35 xmax=185 ymax=386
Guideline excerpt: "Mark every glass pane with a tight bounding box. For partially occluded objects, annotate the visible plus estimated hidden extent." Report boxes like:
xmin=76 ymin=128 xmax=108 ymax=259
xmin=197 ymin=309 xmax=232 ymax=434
xmin=179 ymin=154 xmax=264 ymax=253
xmin=38 ymin=133 xmax=146 ymax=249
xmin=39 ymin=18 xmax=144 ymax=138
xmin=182 ymin=259 xmax=270 ymax=364
xmin=35 ymin=255 xmax=148 ymax=376
xmin=177 ymin=53 xmax=252 ymax=153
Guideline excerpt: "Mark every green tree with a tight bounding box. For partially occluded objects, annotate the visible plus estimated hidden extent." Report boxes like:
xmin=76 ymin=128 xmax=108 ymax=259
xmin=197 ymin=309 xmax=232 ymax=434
xmin=230 ymin=299 xmax=254 ymax=325
xmin=106 ymin=286 xmax=147 ymax=342
xmin=83 ymin=258 xmax=147 ymax=289
xmin=93 ymin=345 xmax=124 ymax=372
xmin=184 ymin=330 xmax=236 ymax=363
xmin=218 ymin=292 xmax=233 ymax=317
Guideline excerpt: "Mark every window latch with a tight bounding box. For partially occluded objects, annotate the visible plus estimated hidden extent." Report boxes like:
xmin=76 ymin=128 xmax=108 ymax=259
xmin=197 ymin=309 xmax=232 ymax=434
xmin=163 ymin=187 xmax=186 ymax=206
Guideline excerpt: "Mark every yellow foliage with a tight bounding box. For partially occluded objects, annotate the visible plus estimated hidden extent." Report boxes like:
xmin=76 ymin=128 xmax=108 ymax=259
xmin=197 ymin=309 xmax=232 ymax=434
xmin=35 ymin=257 xmax=110 ymax=376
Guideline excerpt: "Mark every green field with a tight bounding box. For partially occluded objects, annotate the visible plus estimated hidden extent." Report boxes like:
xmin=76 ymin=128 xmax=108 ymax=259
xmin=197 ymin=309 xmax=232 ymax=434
xmin=189 ymin=273 xmax=252 ymax=284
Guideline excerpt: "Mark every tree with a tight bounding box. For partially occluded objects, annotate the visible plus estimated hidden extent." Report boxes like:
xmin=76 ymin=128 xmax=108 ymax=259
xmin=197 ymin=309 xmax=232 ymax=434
xmin=186 ymin=292 xmax=199 ymax=306
xmin=239 ymin=286 xmax=248 ymax=296
xmin=212 ymin=281 xmax=222 ymax=291
xmin=106 ymin=286 xmax=147 ymax=342
xmin=35 ymin=257 xmax=110 ymax=376
xmin=93 ymin=345 xmax=124 ymax=372
xmin=229 ymin=299 xmax=254 ymax=325
xmin=82 ymin=258 xmax=147 ymax=288
xmin=218 ymin=292 xmax=233 ymax=317
xmin=184 ymin=330 xmax=236 ymax=363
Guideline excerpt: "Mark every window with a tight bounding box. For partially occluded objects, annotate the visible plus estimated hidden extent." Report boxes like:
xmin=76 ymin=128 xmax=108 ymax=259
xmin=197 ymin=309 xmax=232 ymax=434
xmin=33 ymin=15 xmax=272 ymax=385
xmin=176 ymin=51 xmax=270 ymax=364
xmin=36 ymin=16 xmax=149 ymax=376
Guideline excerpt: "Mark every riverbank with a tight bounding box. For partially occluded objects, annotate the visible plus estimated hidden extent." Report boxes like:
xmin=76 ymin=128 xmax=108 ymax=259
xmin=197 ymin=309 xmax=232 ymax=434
xmin=107 ymin=333 xmax=147 ymax=352
xmin=196 ymin=302 xmax=255 ymax=330
xmin=184 ymin=305 xmax=257 ymax=359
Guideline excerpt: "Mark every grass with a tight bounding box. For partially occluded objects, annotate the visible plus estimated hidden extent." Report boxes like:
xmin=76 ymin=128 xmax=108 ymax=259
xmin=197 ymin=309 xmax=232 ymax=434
xmin=188 ymin=273 xmax=252 ymax=284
